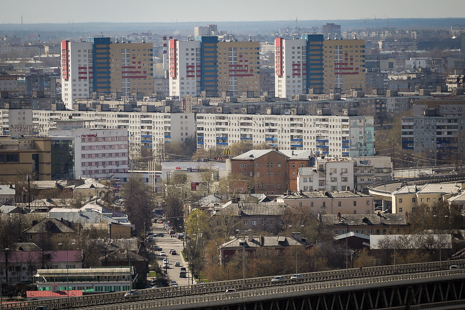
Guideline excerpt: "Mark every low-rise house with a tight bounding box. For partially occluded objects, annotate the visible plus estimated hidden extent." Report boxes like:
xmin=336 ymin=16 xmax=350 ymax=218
xmin=0 ymin=246 xmax=82 ymax=285
xmin=23 ymin=218 xmax=77 ymax=247
xmin=219 ymin=233 xmax=308 ymax=266
xmin=277 ymin=190 xmax=374 ymax=215
xmin=321 ymin=213 xmax=410 ymax=236
xmin=0 ymin=184 xmax=15 ymax=205
xmin=392 ymin=183 xmax=462 ymax=214
xmin=211 ymin=201 xmax=291 ymax=235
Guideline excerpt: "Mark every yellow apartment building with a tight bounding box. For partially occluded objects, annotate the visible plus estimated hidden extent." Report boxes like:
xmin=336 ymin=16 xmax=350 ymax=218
xmin=323 ymin=39 xmax=366 ymax=95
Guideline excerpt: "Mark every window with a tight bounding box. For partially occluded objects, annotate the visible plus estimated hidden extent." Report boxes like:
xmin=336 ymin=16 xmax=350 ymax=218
xmin=252 ymin=221 xmax=256 ymax=226
xmin=366 ymin=200 xmax=370 ymax=206
xmin=256 ymin=163 xmax=260 ymax=168
xmin=338 ymin=201 xmax=341 ymax=206
xmin=399 ymin=198 xmax=403 ymax=203
xmin=412 ymin=198 xmax=416 ymax=202
xmin=292 ymin=163 xmax=295 ymax=168
xmin=421 ymin=198 xmax=424 ymax=202
xmin=311 ymin=202 xmax=314 ymax=207
xmin=278 ymin=163 xmax=281 ymax=167
xmin=353 ymin=201 xmax=357 ymax=206
xmin=243 ymin=220 xmax=248 ymax=225
xmin=427 ymin=198 xmax=430 ymax=202
xmin=322 ymin=202 xmax=326 ymax=207
xmin=240 ymin=164 xmax=243 ymax=168
xmin=6 ymin=154 xmax=19 ymax=162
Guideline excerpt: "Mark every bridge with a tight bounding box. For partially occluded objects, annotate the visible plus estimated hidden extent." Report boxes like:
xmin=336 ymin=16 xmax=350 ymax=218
xmin=4 ymin=260 xmax=465 ymax=310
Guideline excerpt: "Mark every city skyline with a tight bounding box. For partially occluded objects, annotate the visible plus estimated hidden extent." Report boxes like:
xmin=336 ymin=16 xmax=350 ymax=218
xmin=2 ymin=0 xmax=465 ymax=24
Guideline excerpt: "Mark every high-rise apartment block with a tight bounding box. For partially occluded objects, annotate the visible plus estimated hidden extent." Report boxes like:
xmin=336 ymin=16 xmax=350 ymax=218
xmin=61 ymin=40 xmax=94 ymax=110
xmin=61 ymin=38 xmax=154 ymax=110
xmin=275 ymin=34 xmax=324 ymax=99
xmin=169 ymin=37 xmax=260 ymax=99
xmin=322 ymin=23 xmax=342 ymax=40
xmin=275 ymin=35 xmax=366 ymax=98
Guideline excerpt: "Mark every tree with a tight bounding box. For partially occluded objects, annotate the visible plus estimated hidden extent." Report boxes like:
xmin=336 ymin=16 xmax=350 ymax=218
xmin=163 ymin=185 xmax=185 ymax=232
xmin=229 ymin=142 xmax=253 ymax=158
xmin=121 ymin=176 xmax=156 ymax=237
xmin=216 ymin=173 xmax=258 ymax=198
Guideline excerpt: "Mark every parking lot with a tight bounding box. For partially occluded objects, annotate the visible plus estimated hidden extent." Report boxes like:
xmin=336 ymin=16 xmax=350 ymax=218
xmin=148 ymin=222 xmax=193 ymax=287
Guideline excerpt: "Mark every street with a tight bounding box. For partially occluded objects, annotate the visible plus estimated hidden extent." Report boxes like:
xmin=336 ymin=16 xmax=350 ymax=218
xmin=149 ymin=222 xmax=194 ymax=286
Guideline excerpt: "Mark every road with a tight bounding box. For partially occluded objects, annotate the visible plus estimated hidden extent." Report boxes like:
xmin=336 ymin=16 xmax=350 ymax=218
xmin=149 ymin=222 xmax=193 ymax=287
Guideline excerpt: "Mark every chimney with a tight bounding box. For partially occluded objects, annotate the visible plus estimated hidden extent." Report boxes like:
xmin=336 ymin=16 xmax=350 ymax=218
xmin=248 ymin=235 xmax=253 ymax=242
xmin=260 ymin=235 xmax=264 ymax=246
xmin=299 ymin=190 xmax=303 ymax=195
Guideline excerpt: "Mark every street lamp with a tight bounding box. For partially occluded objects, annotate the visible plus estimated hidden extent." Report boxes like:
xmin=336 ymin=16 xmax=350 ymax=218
xmin=58 ymin=242 xmax=75 ymax=306
xmin=289 ymin=225 xmax=304 ymax=275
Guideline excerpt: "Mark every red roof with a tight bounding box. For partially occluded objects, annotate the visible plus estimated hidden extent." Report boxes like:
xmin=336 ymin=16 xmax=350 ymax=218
xmin=27 ymin=290 xmax=83 ymax=299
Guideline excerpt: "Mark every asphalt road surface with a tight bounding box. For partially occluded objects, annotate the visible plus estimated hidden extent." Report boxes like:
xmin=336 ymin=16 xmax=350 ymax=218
xmin=149 ymin=222 xmax=194 ymax=287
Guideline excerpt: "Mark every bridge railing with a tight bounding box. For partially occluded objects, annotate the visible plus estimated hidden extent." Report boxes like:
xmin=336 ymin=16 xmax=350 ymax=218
xmin=85 ymin=269 xmax=465 ymax=310
xmin=5 ymin=259 xmax=465 ymax=310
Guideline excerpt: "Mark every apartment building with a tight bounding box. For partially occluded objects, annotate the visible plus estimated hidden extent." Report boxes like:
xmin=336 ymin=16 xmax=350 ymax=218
xmin=169 ymin=37 xmax=260 ymax=99
xmin=196 ymin=113 xmax=374 ymax=158
xmin=401 ymin=110 xmax=465 ymax=163
xmin=323 ymin=39 xmax=366 ymax=94
xmin=61 ymin=38 xmax=154 ymax=109
xmin=109 ymin=42 xmax=154 ymax=96
xmin=275 ymin=34 xmax=324 ymax=99
xmin=61 ymin=40 xmax=94 ymax=110
xmin=0 ymin=109 xmax=196 ymax=160
xmin=274 ymin=35 xmax=365 ymax=98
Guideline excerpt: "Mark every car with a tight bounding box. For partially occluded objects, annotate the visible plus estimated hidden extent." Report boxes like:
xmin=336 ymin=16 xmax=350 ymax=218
xmin=271 ymin=276 xmax=286 ymax=282
xmin=160 ymin=251 xmax=166 ymax=256
xmin=156 ymin=233 xmax=164 ymax=237
xmin=35 ymin=307 xmax=51 ymax=310
xmin=163 ymin=258 xmax=168 ymax=263
xmin=158 ymin=220 xmax=163 ymax=223
xmin=163 ymin=262 xmax=169 ymax=268
xmin=124 ymin=290 xmax=140 ymax=297
xmin=171 ymin=281 xmax=178 ymax=287
xmin=174 ymin=261 xmax=181 ymax=267
xmin=180 ymin=267 xmax=186 ymax=272
xmin=154 ymin=246 xmax=162 ymax=251
xmin=169 ymin=249 xmax=175 ymax=254
xmin=225 ymin=289 xmax=236 ymax=293
xmin=450 ymin=265 xmax=460 ymax=269
xmin=290 ymin=274 xmax=303 ymax=280
xmin=171 ymin=250 xmax=177 ymax=255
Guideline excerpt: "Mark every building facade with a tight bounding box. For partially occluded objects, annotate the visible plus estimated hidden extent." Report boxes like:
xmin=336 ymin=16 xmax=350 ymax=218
xmin=169 ymin=37 xmax=260 ymax=99
xmin=275 ymin=36 xmax=365 ymax=98
xmin=196 ymin=113 xmax=375 ymax=158
xmin=49 ymin=119 xmax=129 ymax=180
xmin=61 ymin=38 xmax=154 ymax=109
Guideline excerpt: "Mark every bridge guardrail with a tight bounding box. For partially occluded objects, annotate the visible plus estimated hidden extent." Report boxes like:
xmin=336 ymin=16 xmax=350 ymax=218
xmin=84 ymin=269 xmax=465 ymax=310
xmin=5 ymin=259 xmax=465 ymax=310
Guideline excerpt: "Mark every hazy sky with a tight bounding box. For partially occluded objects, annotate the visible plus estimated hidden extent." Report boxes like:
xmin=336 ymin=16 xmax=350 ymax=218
xmin=2 ymin=0 xmax=465 ymax=24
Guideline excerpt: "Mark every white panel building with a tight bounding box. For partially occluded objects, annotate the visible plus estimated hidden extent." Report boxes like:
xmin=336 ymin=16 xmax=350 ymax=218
xmin=297 ymin=158 xmax=355 ymax=192
xmin=61 ymin=41 xmax=93 ymax=110
xmin=169 ymin=39 xmax=201 ymax=98
xmin=275 ymin=38 xmax=307 ymax=99
xmin=196 ymin=113 xmax=374 ymax=158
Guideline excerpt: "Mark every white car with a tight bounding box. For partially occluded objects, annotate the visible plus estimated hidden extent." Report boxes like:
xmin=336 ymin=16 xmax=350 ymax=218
xmin=271 ymin=276 xmax=286 ymax=282
xmin=290 ymin=274 xmax=303 ymax=280
xmin=160 ymin=251 xmax=166 ymax=256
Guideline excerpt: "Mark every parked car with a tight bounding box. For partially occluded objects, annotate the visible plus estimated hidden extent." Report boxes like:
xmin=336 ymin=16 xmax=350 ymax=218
xmin=271 ymin=276 xmax=286 ymax=282
xmin=174 ymin=261 xmax=181 ymax=267
xmin=171 ymin=250 xmax=177 ymax=255
xmin=225 ymin=289 xmax=236 ymax=293
xmin=290 ymin=274 xmax=303 ymax=280
xmin=35 ymin=307 xmax=51 ymax=310
xmin=450 ymin=265 xmax=460 ymax=269
xmin=154 ymin=246 xmax=162 ymax=251
xmin=163 ymin=261 xmax=169 ymax=269
xmin=160 ymin=251 xmax=166 ymax=256
xmin=171 ymin=280 xmax=178 ymax=287
xmin=124 ymin=290 xmax=140 ymax=297
xmin=180 ymin=267 xmax=186 ymax=272
xmin=156 ymin=233 xmax=164 ymax=237
xmin=169 ymin=249 xmax=175 ymax=254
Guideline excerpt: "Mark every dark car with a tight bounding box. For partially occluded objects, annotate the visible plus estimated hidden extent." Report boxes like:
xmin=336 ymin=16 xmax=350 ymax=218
xmin=35 ymin=307 xmax=51 ymax=310
xmin=171 ymin=250 xmax=177 ymax=255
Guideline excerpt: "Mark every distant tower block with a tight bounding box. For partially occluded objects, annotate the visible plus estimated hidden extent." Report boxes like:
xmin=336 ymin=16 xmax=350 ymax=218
xmin=162 ymin=36 xmax=169 ymax=72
